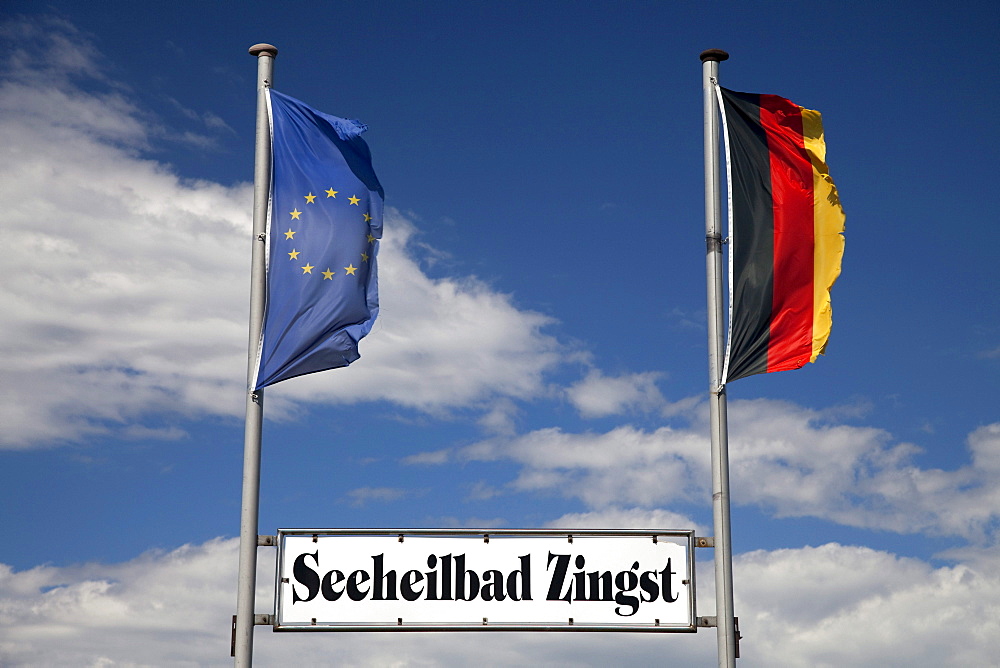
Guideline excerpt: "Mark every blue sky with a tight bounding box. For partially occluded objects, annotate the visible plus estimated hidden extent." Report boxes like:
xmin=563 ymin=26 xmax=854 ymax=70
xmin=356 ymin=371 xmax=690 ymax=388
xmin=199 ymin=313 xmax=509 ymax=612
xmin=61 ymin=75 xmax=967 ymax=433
xmin=1 ymin=2 xmax=998 ymax=666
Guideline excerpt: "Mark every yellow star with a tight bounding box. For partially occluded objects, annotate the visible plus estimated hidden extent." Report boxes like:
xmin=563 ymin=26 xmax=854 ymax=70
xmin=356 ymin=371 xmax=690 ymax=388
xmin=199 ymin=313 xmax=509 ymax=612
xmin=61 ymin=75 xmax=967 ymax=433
xmin=301 ymin=264 xmax=314 ymax=274
xmin=290 ymin=208 xmax=302 ymax=219
xmin=367 ymin=233 xmax=376 ymax=244
xmin=325 ymin=188 xmax=338 ymax=198
xmin=304 ymin=192 xmax=316 ymax=203
xmin=284 ymin=228 xmax=296 ymax=240
xmin=321 ymin=268 xmax=335 ymax=280
xmin=348 ymin=195 xmax=361 ymax=206
xmin=363 ymin=212 xmax=372 ymax=222
xmin=344 ymin=264 xmax=357 ymax=275
xmin=361 ymin=252 xmax=369 ymax=262
xmin=288 ymin=249 xmax=300 ymax=260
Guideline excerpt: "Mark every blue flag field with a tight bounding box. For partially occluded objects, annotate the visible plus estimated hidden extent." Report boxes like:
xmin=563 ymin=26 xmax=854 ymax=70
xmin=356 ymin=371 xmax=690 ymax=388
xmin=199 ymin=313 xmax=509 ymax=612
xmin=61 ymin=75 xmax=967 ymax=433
xmin=253 ymin=89 xmax=384 ymax=390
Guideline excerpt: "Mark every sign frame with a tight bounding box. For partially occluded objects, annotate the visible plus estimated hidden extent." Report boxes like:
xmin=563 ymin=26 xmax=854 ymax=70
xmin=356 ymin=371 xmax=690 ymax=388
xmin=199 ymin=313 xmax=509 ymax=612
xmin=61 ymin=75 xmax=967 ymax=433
xmin=273 ymin=528 xmax=697 ymax=633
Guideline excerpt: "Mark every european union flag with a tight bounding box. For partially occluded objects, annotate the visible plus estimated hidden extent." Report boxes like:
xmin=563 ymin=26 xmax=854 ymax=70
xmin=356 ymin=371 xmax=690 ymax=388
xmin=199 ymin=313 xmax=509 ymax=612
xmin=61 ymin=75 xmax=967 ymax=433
xmin=252 ymin=89 xmax=383 ymax=390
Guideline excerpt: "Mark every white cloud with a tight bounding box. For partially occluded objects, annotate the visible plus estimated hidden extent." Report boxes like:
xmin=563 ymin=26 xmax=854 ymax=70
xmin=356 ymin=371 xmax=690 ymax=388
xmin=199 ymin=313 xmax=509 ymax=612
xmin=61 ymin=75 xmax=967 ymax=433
xmin=2 ymin=537 xmax=999 ymax=666
xmin=424 ymin=515 xmax=510 ymax=528
xmin=4 ymin=16 xmax=106 ymax=89
xmin=725 ymin=402 xmax=1000 ymax=541
xmin=464 ymin=480 xmax=503 ymax=501
xmin=979 ymin=344 xmax=1000 ymax=359
xmin=0 ymin=538 xmax=244 ymax=667
xmin=457 ymin=425 xmax=708 ymax=509
xmin=403 ymin=448 xmax=452 ymax=465
xmin=346 ymin=486 xmax=412 ymax=507
xmin=547 ymin=507 xmax=706 ymax=535
xmin=0 ymin=18 xmax=564 ymax=449
xmin=0 ymin=538 xmax=713 ymax=667
xmin=477 ymin=397 xmax=520 ymax=435
xmin=734 ymin=543 xmax=1000 ymax=667
xmin=0 ymin=51 xmax=253 ymax=446
xmin=968 ymin=422 xmax=1000 ymax=471
xmin=265 ymin=217 xmax=563 ymax=412
xmin=415 ymin=401 xmax=1000 ymax=541
xmin=565 ymin=369 xmax=666 ymax=418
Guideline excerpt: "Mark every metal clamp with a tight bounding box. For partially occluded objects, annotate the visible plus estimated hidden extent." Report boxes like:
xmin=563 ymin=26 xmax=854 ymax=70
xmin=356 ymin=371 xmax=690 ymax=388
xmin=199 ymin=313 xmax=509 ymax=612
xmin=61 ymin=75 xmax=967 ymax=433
xmin=696 ymin=616 xmax=742 ymax=657
xmin=232 ymin=614 xmax=276 ymax=657
xmin=706 ymin=232 xmax=723 ymax=254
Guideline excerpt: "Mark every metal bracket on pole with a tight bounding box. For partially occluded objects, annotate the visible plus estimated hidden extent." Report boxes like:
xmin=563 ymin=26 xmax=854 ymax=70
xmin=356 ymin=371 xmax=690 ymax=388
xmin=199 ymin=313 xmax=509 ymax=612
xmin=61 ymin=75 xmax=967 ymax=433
xmin=257 ymin=535 xmax=276 ymax=547
xmin=231 ymin=614 xmax=277 ymax=657
xmin=696 ymin=536 xmax=715 ymax=548
xmin=697 ymin=617 xmax=742 ymax=656
xmin=706 ymin=231 xmax=723 ymax=253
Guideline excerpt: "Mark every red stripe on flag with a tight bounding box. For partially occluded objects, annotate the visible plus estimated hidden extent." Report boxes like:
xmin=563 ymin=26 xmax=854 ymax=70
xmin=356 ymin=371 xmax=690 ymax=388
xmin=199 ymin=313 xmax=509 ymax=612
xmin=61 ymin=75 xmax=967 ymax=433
xmin=759 ymin=94 xmax=815 ymax=373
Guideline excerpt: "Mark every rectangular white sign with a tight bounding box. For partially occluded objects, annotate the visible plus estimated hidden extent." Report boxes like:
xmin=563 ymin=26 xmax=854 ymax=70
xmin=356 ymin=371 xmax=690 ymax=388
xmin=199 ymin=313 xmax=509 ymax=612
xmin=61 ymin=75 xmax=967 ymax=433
xmin=274 ymin=529 xmax=696 ymax=631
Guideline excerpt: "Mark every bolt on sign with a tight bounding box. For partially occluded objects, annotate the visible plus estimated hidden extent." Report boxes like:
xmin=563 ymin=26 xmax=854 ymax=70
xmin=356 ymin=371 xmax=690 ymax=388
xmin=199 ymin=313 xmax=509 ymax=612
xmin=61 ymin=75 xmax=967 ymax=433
xmin=274 ymin=529 xmax=696 ymax=631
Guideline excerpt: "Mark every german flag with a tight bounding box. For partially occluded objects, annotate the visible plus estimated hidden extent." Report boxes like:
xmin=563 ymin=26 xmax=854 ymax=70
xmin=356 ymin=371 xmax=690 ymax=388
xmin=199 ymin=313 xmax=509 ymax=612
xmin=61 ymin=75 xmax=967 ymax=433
xmin=719 ymin=87 xmax=845 ymax=383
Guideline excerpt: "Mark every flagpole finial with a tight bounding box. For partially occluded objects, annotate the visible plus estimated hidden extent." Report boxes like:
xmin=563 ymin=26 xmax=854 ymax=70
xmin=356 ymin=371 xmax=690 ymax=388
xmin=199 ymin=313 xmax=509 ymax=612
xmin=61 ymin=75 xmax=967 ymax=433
xmin=249 ymin=43 xmax=278 ymax=58
xmin=700 ymin=49 xmax=729 ymax=63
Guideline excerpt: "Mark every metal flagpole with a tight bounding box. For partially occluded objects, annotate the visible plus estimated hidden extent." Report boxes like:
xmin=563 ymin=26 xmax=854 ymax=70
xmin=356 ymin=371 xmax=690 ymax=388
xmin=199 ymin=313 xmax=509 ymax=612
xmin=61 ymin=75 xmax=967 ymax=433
xmin=700 ymin=48 xmax=737 ymax=667
xmin=234 ymin=42 xmax=277 ymax=668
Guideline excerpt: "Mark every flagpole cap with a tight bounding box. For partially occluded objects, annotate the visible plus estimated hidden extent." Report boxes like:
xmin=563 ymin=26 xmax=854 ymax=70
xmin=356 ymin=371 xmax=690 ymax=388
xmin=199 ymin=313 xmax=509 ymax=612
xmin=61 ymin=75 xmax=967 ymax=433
xmin=249 ymin=43 xmax=278 ymax=58
xmin=700 ymin=49 xmax=730 ymax=62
